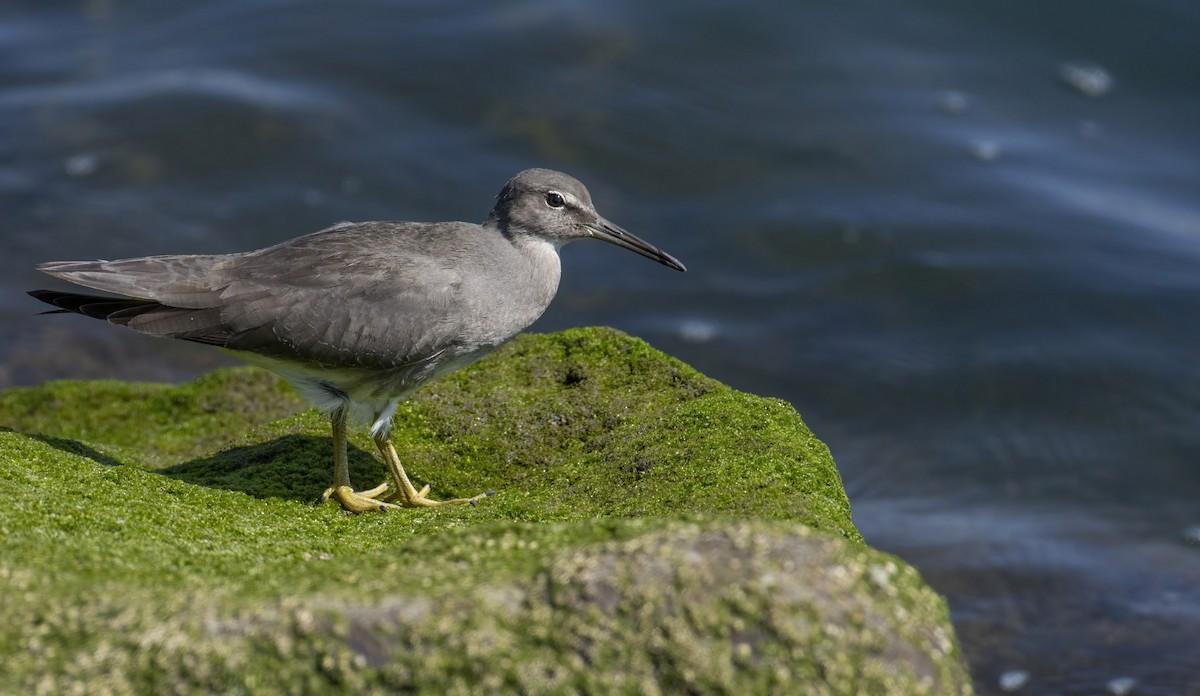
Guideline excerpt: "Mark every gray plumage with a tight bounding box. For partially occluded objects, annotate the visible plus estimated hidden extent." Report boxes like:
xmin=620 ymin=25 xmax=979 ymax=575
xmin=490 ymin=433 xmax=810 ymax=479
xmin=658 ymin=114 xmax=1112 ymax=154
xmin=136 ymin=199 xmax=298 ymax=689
xmin=29 ymin=168 xmax=685 ymax=512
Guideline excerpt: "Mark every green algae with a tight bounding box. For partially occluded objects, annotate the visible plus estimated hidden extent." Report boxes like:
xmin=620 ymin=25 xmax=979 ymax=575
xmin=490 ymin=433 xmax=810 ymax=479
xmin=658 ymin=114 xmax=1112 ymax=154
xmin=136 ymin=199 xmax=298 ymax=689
xmin=0 ymin=327 xmax=971 ymax=694
xmin=0 ymin=366 xmax=305 ymax=468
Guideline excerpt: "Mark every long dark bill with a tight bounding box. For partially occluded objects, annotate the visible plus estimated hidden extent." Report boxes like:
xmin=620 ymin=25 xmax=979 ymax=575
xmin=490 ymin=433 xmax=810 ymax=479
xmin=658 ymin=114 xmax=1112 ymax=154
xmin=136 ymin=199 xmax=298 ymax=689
xmin=584 ymin=218 xmax=687 ymax=272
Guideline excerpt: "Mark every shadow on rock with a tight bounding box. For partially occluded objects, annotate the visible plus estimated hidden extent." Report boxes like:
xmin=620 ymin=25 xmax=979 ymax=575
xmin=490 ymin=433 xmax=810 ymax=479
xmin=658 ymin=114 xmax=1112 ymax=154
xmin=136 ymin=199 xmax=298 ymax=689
xmin=7 ymin=428 xmax=127 ymax=468
xmin=162 ymin=434 xmax=386 ymax=503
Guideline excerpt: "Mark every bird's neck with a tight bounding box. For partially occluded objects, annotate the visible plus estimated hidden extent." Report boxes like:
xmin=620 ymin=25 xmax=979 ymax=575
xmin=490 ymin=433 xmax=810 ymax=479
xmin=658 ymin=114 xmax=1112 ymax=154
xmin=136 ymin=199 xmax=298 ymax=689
xmin=454 ymin=228 xmax=562 ymax=348
xmin=508 ymin=232 xmax=562 ymax=306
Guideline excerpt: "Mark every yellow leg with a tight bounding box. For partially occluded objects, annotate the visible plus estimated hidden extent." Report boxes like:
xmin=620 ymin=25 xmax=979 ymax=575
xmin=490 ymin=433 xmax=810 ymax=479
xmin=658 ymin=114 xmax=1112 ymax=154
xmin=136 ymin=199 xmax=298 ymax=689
xmin=373 ymin=433 xmax=493 ymax=507
xmin=321 ymin=408 xmax=398 ymax=513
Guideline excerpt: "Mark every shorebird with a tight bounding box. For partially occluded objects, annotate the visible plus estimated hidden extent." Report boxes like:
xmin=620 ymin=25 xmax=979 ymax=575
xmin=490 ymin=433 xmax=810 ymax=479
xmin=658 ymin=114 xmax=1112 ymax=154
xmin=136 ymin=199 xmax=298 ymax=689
xmin=29 ymin=168 xmax=686 ymax=512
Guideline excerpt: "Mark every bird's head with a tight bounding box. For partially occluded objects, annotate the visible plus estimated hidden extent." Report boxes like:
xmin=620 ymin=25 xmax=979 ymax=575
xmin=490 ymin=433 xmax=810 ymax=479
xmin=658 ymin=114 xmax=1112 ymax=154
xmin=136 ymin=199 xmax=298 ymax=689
xmin=488 ymin=168 xmax=686 ymax=272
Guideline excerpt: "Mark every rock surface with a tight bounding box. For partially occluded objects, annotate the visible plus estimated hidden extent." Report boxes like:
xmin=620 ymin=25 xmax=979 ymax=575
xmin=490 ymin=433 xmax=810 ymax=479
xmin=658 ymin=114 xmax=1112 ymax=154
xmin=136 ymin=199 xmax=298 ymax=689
xmin=0 ymin=327 xmax=972 ymax=694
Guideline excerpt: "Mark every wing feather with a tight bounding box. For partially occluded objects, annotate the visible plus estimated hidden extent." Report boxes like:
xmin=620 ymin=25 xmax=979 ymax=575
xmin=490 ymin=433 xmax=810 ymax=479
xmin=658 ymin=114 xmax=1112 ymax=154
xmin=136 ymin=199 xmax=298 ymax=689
xmin=32 ymin=221 xmax=479 ymax=369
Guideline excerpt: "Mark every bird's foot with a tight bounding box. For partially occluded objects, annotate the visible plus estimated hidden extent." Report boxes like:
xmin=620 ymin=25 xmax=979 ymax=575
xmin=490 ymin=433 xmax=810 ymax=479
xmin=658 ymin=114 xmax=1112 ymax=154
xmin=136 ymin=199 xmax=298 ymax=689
xmin=321 ymin=482 xmax=398 ymax=513
xmin=383 ymin=481 xmax=495 ymax=508
xmin=374 ymin=435 xmax=495 ymax=508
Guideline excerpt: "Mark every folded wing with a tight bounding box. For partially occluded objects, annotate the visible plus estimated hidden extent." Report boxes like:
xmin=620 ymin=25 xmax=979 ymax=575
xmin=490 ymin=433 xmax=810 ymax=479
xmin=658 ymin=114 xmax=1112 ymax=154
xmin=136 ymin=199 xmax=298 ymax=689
xmin=30 ymin=222 xmax=469 ymax=370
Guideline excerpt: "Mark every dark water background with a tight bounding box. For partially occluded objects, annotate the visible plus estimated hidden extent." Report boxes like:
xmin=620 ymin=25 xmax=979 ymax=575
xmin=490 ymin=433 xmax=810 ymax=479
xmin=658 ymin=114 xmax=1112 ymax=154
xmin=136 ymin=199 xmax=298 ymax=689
xmin=3 ymin=1 xmax=1198 ymax=693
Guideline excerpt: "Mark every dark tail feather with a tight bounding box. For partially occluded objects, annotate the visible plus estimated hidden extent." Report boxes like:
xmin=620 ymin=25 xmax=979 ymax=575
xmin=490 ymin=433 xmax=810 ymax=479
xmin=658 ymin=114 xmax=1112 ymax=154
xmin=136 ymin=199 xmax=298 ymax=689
xmin=28 ymin=288 xmax=230 ymax=347
xmin=28 ymin=289 xmax=158 ymax=321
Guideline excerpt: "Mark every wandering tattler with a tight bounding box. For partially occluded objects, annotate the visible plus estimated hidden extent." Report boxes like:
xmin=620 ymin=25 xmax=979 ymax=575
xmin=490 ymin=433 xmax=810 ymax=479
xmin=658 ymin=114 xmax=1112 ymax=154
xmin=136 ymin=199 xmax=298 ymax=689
xmin=29 ymin=168 xmax=686 ymax=513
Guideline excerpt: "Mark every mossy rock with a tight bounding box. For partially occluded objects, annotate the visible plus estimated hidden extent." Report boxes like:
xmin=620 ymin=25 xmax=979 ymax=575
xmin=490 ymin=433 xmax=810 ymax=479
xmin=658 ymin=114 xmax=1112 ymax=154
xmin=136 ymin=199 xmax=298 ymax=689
xmin=0 ymin=327 xmax=972 ymax=694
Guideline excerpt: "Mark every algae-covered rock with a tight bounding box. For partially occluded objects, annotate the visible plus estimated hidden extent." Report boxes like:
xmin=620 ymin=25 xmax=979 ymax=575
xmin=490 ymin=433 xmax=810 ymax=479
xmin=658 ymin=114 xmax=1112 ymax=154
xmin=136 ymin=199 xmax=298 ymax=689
xmin=0 ymin=327 xmax=972 ymax=694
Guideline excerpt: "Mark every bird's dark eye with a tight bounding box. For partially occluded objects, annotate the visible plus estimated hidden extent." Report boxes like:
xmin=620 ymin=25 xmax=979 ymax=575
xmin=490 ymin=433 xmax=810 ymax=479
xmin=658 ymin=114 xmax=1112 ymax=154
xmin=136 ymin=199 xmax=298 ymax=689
xmin=545 ymin=192 xmax=566 ymax=208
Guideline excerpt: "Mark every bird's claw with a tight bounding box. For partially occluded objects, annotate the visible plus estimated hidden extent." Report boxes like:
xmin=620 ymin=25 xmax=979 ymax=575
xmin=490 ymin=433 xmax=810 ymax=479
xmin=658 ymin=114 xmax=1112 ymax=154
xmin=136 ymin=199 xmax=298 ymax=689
xmin=322 ymin=484 xmax=399 ymax=513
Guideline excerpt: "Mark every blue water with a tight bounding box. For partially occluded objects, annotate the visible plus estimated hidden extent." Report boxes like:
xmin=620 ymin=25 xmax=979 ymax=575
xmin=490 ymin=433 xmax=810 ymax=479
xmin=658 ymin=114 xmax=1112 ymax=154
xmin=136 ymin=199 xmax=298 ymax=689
xmin=3 ymin=1 xmax=1199 ymax=692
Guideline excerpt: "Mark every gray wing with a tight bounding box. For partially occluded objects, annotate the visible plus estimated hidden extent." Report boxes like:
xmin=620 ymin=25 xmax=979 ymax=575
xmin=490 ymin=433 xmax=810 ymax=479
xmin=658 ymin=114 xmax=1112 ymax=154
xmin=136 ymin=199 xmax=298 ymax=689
xmin=33 ymin=222 xmax=473 ymax=369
